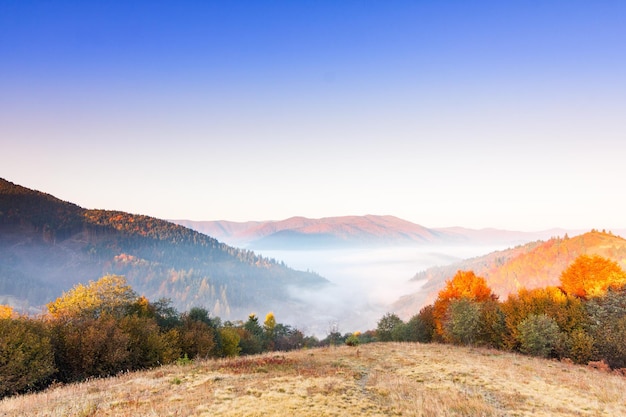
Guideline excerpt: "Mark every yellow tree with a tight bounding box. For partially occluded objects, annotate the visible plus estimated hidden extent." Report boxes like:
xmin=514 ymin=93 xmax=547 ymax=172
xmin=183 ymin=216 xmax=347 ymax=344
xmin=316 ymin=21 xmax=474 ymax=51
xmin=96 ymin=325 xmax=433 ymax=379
xmin=47 ymin=275 xmax=137 ymax=319
xmin=0 ymin=305 xmax=14 ymax=319
xmin=560 ymin=255 xmax=626 ymax=298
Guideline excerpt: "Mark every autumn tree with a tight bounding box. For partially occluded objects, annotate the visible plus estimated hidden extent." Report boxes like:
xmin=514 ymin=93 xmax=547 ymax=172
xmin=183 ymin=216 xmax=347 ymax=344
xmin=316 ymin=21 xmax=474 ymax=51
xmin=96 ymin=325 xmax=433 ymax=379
xmin=500 ymin=286 xmax=586 ymax=351
xmin=219 ymin=327 xmax=241 ymax=357
xmin=560 ymin=254 xmax=626 ymax=298
xmin=432 ymin=270 xmax=497 ymax=339
xmin=47 ymin=275 xmax=137 ymax=319
xmin=0 ymin=318 xmax=55 ymax=398
xmin=0 ymin=305 xmax=14 ymax=319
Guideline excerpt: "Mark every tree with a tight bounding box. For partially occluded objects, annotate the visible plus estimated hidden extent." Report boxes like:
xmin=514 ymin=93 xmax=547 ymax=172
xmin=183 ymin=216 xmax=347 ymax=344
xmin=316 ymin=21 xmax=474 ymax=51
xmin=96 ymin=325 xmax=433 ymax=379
xmin=0 ymin=305 xmax=14 ymax=319
xmin=585 ymin=287 xmax=626 ymax=368
xmin=406 ymin=305 xmax=435 ymax=343
xmin=432 ymin=270 xmax=496 ymax=339
xmin=47 ymin=275 xmax=137 ymax=320
xmin=516 ymin=314 xmax=561 ymax=358
xmin=0 ymin=318 xmax=55 ymax=398
xmin=560 ymin=255 xmax=626 ymax=298
xmin=444 ymin=298 xmax=481 ymax=345
xmin=376 ymin=313 xmax=404 ymax=342
xmin=219 ymin=327 xmax=241 ymax=357
xmin=500 ymin=286 xmax=586 ymax=351
xmin=178 ymin=312 xmax=216 ymax=359
xmin=50 ymin=315 xmax=130 ymax=381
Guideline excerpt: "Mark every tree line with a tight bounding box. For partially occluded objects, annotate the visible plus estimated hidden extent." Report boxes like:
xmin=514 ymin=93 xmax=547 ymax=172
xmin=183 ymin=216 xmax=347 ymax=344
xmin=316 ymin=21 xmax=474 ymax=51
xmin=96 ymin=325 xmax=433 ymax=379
xmin=371 ymin=254 xmax=626 ymax=370
xmin=0 ymin=275 xmax=320 ymax=399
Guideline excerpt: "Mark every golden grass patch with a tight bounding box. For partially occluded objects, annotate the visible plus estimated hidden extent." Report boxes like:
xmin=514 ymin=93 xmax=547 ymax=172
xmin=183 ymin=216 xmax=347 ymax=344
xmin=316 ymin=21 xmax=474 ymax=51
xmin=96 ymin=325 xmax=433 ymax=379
xmin=1 ymin=343 xmax=625 ymax=416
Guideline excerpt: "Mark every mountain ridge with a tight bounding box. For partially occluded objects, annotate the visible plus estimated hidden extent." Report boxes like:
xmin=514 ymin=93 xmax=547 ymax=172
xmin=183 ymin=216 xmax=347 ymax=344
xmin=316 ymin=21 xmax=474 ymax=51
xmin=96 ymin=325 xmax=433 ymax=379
xmin=0 ymin=178 xmax=328 ymax=320
xmin=172 ymin=216 xmax=568 ymax=250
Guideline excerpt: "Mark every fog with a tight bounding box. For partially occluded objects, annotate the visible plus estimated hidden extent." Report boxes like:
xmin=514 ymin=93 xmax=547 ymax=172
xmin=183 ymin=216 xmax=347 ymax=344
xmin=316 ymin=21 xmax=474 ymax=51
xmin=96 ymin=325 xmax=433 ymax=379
xmin=255 ymin=245 xmax=508 ymax=337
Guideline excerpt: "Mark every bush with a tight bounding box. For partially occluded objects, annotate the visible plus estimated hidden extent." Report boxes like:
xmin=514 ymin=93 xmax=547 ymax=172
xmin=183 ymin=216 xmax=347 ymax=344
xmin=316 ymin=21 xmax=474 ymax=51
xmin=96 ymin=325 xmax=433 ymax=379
xmin=50 ymin=316 xmax=130 ymax=381
xmin=345 ymin=333 xmax=360 ymax=346
xmin=566 ymin=329 xmax=595 ymax=364
xmin=585 ymin=287 xmax=626 ymax=368
xmin=406 ymin=306 xmax=435 ymax=343
xmin=444 ymin=298 xmax=481 ymax=345
xmin=0 ymin=318 xmax=56 ymax=398
xmin=516 ymin=314 xmax=561 ymax=358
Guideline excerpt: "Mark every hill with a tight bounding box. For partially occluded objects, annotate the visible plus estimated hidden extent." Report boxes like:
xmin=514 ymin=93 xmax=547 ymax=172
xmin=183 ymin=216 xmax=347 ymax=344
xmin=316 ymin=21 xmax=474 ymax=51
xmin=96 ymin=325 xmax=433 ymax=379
xmin=1 ymin=342 xmax=624 ymax=416
xmin=173 ymin=216 xmax=565 ymax=249
xmin=0 ymin=178 xmax=328 ymax=320
xmin=393 ymin=230 xmax=626 ymax=318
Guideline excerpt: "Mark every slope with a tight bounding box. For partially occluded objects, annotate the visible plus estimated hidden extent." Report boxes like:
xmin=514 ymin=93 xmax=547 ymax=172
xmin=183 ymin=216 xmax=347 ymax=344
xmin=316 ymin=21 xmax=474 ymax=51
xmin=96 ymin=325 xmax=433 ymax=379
xmin=2 ymin=343 xmax=625 ymax=417
xmin=393 ymin=230 xmax=626 ymax=318
xmin=0 ymin=178 xmax=327 ymax=318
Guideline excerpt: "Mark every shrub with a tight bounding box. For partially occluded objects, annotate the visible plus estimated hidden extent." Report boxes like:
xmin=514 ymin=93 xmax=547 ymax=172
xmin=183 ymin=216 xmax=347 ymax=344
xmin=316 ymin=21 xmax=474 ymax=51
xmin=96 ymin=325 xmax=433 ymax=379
xmin=585 ymin=287 xmax=626 ymax=368
xmin=406 ymin=305 xmax=435 ymax=343
xmin=345 ymin=334 xmax=360 ymax=347
xmin=566 ymin=329 xmax=595 ymax=364
xmin=0 ymin=318 xmax=56 ymax=398
xmin=444 ymin=298 xmax=481 ymax=345
xmin=516 ymin=314 xmax=561 ymax=358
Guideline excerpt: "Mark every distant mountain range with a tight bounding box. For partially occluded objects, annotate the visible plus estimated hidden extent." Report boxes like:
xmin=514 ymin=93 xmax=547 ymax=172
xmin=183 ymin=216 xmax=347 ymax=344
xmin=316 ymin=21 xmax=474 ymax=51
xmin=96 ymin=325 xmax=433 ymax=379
xmin=172 ymin=216 xmax=571 ymax=250
xmin=392 ymin=230 xmax=626 ymax=319
xmin=0 ymin=179 xmax=328 ymax=319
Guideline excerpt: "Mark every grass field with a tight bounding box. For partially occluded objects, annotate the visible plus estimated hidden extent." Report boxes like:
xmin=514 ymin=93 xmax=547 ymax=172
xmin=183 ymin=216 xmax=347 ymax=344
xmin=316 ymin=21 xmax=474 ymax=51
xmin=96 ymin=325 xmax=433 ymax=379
xmin=1 ymin=342 xmax=625 ymax=416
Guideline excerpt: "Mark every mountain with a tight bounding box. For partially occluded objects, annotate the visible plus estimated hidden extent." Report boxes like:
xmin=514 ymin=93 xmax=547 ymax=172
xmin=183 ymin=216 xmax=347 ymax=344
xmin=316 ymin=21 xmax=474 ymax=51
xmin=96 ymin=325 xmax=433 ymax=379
xmin=172 ymin=216 xmax=565 ymax=249
xmin=392 ymin=230 xmax=626 ymax=318
xmin=0 ymin=178 xmax=328 ymax=319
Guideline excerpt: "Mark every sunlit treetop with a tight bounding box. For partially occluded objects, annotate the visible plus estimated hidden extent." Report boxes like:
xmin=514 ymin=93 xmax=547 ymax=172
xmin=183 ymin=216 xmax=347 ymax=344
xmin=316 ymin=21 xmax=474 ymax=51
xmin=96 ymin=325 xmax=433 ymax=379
xmin=560 ymin=254 xmax=626 ymax=298
xmin=0 ymin=304 xmax=15 ymax=319
xmin=47 ymin=275 xmax=138 ymax=319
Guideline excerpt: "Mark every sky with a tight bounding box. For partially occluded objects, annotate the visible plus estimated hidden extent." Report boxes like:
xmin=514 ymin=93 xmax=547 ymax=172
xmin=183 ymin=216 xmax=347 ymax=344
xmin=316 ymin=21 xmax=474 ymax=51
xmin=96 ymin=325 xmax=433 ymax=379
xmin=1 ymin=1 xmax=625 ymax=231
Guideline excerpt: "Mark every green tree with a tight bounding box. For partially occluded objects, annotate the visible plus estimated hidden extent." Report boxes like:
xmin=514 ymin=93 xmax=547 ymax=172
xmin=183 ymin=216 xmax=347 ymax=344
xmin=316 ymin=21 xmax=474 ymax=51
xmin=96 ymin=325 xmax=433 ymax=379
xmin=444 ymin=298 xmax=481 ymax=345
xmin=585 ymin=287 xmax=626 ymax=368
xmin=219 ymin=327 xmax=241 ymax=357
xmin=376 ymin=313 xmax=404 ymax=342
xmin=516 ymin=314 xmax=561 ymax=358
xmin=405 ymin=305 xmax=435 ymax=343
xmin=0 ymin=318 xmax=56 ymax=398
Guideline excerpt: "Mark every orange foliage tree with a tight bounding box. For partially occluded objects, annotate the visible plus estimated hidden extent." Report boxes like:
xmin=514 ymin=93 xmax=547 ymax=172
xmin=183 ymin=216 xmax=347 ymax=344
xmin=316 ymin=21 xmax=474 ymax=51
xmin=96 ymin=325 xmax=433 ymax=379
xmin=432 ymin=270 xmax=497 ymax=339
xmin=560 ymin=254 xmax=626 ymax=298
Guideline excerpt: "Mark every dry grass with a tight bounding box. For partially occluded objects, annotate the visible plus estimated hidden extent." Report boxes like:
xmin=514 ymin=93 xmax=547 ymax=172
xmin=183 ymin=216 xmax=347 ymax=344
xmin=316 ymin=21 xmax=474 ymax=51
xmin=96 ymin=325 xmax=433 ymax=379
xmin=2 ymin=343 xmax=625 ymax=416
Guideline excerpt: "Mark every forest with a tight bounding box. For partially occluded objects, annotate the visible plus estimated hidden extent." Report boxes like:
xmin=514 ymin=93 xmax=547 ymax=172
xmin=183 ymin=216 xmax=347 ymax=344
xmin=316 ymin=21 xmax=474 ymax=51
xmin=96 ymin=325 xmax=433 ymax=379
xmin=0 ymin=178 xmax=327 ymax=318
xmin=2 ymin=252 xmax=626 ymax=399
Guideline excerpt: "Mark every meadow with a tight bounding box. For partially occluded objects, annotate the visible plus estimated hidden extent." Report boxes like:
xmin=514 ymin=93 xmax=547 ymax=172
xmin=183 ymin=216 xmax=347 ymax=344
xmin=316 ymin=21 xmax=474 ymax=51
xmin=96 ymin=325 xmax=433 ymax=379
xmin=1 ymin=342 xmax=625 ymax=417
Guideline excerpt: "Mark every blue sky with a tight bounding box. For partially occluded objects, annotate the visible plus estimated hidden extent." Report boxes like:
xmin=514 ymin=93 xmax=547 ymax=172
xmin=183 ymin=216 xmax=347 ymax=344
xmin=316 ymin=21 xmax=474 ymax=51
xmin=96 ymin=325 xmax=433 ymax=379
xmin=2 ymin=1 xmax=625 ymax=231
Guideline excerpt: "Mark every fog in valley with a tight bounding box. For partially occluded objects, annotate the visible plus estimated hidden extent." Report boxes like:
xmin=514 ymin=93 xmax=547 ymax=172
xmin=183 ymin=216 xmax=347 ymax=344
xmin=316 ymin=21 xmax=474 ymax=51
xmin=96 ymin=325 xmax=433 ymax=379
xmin=255 ymin=245 xmax=509 ymax=337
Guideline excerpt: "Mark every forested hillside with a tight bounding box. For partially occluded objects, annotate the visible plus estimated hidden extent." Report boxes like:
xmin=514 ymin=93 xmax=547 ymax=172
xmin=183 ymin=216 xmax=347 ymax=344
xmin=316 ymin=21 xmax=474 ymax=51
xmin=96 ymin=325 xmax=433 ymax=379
xmin=393 ymin=231 xmax=626 ymax=317
xmin=0 ymin=178 xmax=327 ymax=318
